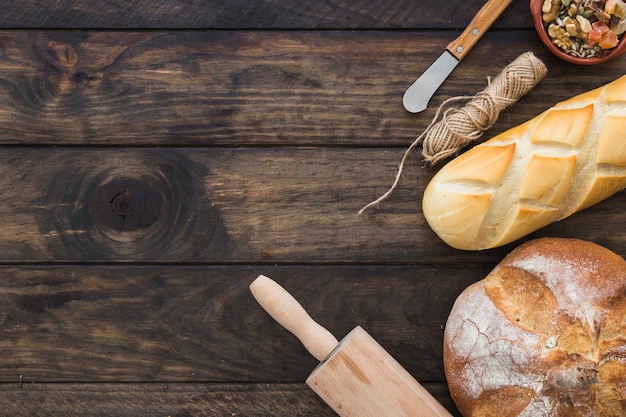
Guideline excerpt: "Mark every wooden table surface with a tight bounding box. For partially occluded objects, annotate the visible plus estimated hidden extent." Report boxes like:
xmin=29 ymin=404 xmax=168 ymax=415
xmin=0 ymin=1 xmax=624 ymax=415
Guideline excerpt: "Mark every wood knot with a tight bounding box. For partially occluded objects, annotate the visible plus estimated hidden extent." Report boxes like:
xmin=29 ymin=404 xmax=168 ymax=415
xmin=43 ymin=151 xmax=230 ymax=261
xmin=94 ymin=178 xmax=163 ymax=232
xmin=46 ymin=41 xmax=79 ymax=68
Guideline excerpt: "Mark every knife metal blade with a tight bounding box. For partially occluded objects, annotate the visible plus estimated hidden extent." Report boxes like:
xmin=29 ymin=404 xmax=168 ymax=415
xmin=402 ymin=51 xmax=458 ymax=114
xmin=402 ymin=0 xmax=514 ymax=113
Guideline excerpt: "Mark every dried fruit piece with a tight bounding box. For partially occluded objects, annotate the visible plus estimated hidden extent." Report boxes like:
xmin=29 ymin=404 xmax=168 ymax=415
xmin=543 ymin=0 xmax=624 ymax=57
xmin=600 ymin=29 xmax=619 ymax=47
xmin=589 ymin=21 xmax=619 ymax=48
xmin=589 ymin=21 xmax=608 ymax=44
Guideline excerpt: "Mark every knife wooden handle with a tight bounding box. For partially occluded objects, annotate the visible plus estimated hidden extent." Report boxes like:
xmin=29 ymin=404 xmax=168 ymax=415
xmin=250 ymin=275 xmax=339 ymax=361
xmin=446 ymin=0 xmax=514 ymax=60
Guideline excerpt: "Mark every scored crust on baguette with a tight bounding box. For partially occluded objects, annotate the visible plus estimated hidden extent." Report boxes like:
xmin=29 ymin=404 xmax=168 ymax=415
xmin=423 ymin=76 xmax=626 ymax=250
xmin=443 ymin=238 xmax=626 ymax=417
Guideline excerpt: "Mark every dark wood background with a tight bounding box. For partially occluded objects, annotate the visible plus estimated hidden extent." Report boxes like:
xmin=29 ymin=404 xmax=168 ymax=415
xmin=0 ymin=1 xmax=624 ymax=415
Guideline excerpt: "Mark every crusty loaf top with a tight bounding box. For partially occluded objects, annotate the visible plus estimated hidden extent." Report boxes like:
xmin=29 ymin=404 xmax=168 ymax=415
xmin=443 ymin=238 xmax=626 ymax=417
xmin=423 ymin=76 xmax=626 ymax=250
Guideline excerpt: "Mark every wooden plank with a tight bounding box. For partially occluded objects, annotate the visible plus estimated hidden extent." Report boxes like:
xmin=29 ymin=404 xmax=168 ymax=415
xmin=0 ymin=383 xmax=337 ymax=416
xmin=1 ymin=0 xmax=530 ymax=30
xmin=0 ymin=30 xmax=623 ymax=146
xmin=0 ymin=382 xmax=461 ymax=416
xmin=0 ymin=265 xmax=485 ymax=383
xmin=1 ymin=147 xmax=626 ymax=264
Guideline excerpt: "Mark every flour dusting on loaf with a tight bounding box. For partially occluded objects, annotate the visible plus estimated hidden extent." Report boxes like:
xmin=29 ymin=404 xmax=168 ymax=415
xmin=444 ymin=238 xmax=626 ymax=417
xmin=423 ymin=76 xmax=626 ymax=250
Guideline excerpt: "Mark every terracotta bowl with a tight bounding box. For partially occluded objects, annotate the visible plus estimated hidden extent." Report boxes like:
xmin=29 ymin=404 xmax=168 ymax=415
xmin=530 ymin=0 xmax=626 ymax=65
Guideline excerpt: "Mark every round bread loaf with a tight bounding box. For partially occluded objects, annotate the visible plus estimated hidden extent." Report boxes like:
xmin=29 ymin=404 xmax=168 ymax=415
xmin=443 ymin=238 xmax=626 ymax=416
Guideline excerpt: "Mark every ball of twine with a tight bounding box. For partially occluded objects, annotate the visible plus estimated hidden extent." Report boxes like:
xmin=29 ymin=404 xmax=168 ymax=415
xmin=422 ymin=51 xmax=547 ymax=164
xmin=359 ymin=51 xmax=547 ymax=215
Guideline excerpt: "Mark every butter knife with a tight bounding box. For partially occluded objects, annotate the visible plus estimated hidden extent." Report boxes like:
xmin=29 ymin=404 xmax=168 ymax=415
xmin=403 ymin=0 xmax=514 ymax=113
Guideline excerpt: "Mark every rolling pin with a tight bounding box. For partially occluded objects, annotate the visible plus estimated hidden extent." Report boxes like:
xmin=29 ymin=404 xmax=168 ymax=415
xmin=250 ymin=275 xmax=453 ymax=417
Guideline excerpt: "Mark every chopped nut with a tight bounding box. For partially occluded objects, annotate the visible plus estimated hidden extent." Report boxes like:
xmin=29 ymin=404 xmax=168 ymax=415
xmin=594 ymin=10 xmax=612 ymax=24
xmin=563 ymin=16 xmax=589 ymax=38
xmin=543 ymin=0 xmax=553 ymax=12
xmin=576 ymin=15 xmax=592 ymax=33
xmin=543 ymin=0 xmax=624 ymax=58
xmin=543 ymin=0 xmax=562 ymax=22
xmin=563 ymin=16 xmax=580 ymax=36
xmin=548 ymin=23 xmax=573 ymax=49
xmin=568 ymin=2 xmax=579 ymax=16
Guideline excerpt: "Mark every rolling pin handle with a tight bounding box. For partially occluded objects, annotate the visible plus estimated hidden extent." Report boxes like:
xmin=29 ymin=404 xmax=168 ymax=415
xmin=250 ymin=275 xmax=339 ymax=361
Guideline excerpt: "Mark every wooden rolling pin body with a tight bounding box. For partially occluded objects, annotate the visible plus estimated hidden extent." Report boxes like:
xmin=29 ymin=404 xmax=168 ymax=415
xmin=250 ymin=275 xmax=453 ymax=417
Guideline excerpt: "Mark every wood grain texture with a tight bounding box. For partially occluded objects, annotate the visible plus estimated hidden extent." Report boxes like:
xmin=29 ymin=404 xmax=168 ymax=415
xmin=0 ymin=383 xmax=340 ymax=416
xmin=1 ymin=0 xmax=530 ymax=30
xmin=306 ymin=327 xmax=455 ymax=417
xmin=1 ymin=147 xmax=625 ymax=264
xmin=0 ymin=265 xmax=485 ymax=383
xmin=1 ymin=0 xmax=625 ymax=415
xmin=0 ymin=382 xmax=461 ymax=416
xmin=0 ymin=31 xmax=623 ymax=146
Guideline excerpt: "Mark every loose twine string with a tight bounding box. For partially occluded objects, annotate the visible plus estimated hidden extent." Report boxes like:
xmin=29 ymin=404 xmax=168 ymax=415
xmin=359 ymin=51 xmax=547 ymax=215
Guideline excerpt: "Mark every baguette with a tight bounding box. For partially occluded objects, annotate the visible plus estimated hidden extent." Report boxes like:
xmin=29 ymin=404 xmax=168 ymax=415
xmin=423 ymin=75 xmax=626 ymax=250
